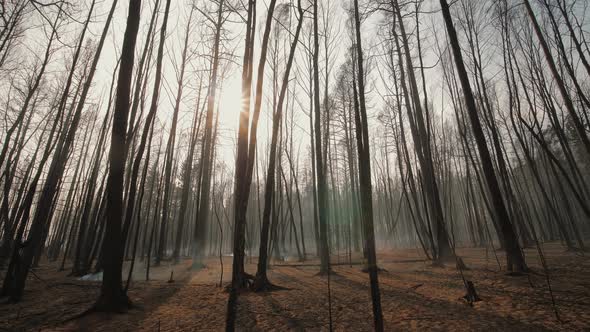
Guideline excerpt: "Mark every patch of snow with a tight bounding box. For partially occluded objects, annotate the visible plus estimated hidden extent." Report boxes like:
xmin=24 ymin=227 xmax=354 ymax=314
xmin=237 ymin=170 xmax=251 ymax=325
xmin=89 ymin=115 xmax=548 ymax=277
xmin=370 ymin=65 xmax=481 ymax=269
xmin=78 ymin=272 xmax=103 ymax=281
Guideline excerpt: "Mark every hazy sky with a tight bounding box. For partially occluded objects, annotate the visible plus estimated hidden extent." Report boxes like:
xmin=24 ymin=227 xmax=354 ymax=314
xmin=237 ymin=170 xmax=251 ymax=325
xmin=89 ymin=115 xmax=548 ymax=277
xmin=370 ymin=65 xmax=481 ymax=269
xmin=10 ymin=0 xmax=586 ymax=181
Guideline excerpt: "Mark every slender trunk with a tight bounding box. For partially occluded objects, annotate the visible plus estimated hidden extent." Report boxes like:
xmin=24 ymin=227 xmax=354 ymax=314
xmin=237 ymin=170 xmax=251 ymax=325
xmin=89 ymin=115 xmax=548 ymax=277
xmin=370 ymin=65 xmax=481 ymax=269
xmin=439 ymin=0 xmax=526 ymax=272
xmin=95 ymin=0 xmax=142 ymax=311
xmin=352 ymin=0 xmax=383 ymax=328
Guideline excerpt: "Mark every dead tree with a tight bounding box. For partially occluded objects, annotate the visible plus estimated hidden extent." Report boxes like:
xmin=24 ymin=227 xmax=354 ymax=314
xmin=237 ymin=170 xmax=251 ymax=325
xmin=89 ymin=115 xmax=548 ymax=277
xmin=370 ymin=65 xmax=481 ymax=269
xmin=313 ymin=0 xmax=330 ymax=275
xmin=94 ymin=0 xmax=142 ymax=312
xmin=250 ymin=0 xmax=304 ymax=292
xmin=351 ymin=0 xmax=383 ymax=329
xmin=439 ymin=0 xmax=527 ymax=272
xmin=193 ymin=0 xmax=225 ymax=268
xmin=2 ymin=0 xmax=96 ymax=301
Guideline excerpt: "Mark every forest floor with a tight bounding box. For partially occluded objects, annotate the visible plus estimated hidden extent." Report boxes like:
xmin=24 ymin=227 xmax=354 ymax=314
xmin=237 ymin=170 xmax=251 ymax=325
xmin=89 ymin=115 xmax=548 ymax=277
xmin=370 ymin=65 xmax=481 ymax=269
xmin=1 ymin=242 xmax=589 ymax=331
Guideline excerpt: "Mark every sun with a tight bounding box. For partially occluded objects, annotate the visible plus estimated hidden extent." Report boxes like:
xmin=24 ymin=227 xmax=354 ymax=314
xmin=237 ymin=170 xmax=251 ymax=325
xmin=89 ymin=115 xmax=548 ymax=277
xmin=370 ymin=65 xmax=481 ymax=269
xmin=218 ymin=72 xmax=244 ymax=131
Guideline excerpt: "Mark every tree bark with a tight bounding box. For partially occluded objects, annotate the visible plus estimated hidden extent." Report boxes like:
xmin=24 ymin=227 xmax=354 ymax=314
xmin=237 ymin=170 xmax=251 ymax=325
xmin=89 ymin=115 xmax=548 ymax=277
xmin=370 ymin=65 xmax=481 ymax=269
xmin=95 ymin=0 xmax=143 ymax=312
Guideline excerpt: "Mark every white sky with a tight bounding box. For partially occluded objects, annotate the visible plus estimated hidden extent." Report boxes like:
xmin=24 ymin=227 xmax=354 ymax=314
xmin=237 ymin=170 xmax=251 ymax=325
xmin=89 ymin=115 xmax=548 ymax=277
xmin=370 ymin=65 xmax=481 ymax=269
xmin=6 ymin=0 xmax=587 ymax=183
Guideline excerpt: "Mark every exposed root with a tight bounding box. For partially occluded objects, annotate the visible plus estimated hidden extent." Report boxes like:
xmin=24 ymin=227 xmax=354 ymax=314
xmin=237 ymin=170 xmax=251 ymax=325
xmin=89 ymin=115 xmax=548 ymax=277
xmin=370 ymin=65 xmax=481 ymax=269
xmin=93 ymin=290 xmax=133 ymax=313
xmin=250 ymin=276 xmax=288 ymax=292
xmin=60 ymin=307 xmax=96 ymax=324
xmin=565 ymin=247 xmax=586 ymax=253
xmin=431 ymin=260 xmax=445 ymax=268
xmin=62 ymin=292 xmax=133 ymax=324
xmin=315 ymin=269 xmax=333 ymax=277
xmin=361 ymin=266 xmax=388 ymax=273
xmin=223 ymin=272 xmax=256 ymax=292
xmin=505 ymin=271 xmax=530 ymax=277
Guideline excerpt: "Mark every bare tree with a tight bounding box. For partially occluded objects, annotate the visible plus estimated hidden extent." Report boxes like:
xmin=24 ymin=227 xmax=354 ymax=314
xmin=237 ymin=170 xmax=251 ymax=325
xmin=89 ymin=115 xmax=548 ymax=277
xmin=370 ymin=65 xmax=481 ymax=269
xmin=439 ymin=0 xmax=527 ymax=273
xmin=95 ymin=0 xmax=143 ymax=312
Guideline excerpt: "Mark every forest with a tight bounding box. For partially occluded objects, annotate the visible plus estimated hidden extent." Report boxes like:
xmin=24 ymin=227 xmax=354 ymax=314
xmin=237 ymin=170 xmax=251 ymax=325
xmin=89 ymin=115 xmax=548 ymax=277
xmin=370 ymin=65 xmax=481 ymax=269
xmin=0 ymin=0 xmax=589 ymax=330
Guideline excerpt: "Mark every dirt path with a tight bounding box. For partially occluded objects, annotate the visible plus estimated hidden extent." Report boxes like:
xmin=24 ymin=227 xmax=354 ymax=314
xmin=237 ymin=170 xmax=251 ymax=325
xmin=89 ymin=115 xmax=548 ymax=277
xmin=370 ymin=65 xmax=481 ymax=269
xmin=0 ymin=244 xmax=589 ymax=331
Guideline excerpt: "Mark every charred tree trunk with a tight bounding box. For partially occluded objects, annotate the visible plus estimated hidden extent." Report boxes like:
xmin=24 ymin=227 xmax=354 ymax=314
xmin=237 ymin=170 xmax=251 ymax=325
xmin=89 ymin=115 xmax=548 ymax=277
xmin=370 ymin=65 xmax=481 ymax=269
xmin=95 ymin=0 xmax=142 ymax=312
xmin=439 ymin=0 xmax=527 ymax=272
xmin=351 ymin=0 xmax=384 ymax=328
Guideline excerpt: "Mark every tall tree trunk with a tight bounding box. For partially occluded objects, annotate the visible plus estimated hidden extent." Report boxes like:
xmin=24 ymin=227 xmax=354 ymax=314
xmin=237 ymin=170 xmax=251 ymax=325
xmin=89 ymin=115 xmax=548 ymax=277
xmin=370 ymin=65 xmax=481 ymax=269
xmin=313 ymin=0 xmax=330 ymax=275
xmin=392 ymin=0 xmax=452 ymax=263
xmin=173 ymin=74 xmax=204 ymax=263
xmin=95 ymin=0 xmax=143 ymax=312
xmin=250 ymin=0 xmax=303 ymax=292
xmin=439 ymin=0 xmax=526 ymax=272
xmin=152 ymin=0 xmax=183 ymax=265
xmin=194 ymin=0 xmax=224 ymax=267
xmin=351 ymin=0 xmax=383 ymax=328
xmin=3 ymin=0 xmax=97 ymax=301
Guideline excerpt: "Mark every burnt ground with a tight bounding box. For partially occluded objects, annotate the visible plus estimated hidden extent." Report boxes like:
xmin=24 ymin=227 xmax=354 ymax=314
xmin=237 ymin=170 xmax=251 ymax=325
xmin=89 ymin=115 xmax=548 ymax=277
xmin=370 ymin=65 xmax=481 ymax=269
xmin=1 ymin=242 xmax=589 ymax=331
